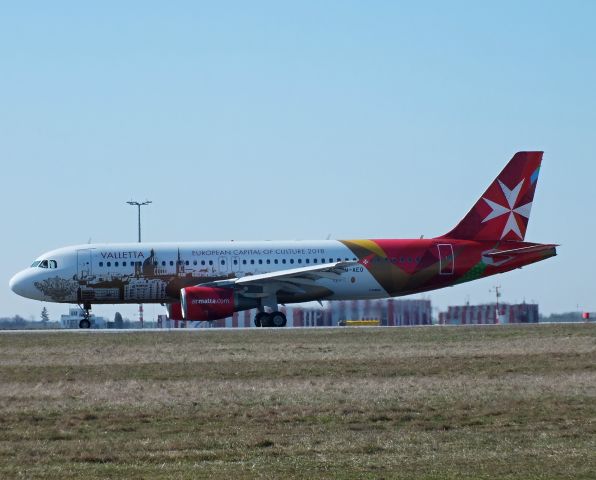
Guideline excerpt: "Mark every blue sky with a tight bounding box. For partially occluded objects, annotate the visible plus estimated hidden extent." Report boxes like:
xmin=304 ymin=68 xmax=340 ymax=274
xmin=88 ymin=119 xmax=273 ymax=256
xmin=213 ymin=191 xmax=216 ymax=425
xmin=1 ymin=1 xmax=594 ymax=321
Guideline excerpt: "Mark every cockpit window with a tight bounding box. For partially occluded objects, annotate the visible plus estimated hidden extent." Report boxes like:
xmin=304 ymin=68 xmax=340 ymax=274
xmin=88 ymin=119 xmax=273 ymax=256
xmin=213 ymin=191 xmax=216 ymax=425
xmin=33 ymin=259 xmax=58 ymax=269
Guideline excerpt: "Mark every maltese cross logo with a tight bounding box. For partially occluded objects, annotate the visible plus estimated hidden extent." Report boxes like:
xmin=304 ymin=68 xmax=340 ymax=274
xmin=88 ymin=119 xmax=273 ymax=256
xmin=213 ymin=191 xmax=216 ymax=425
xmin=359 ymin=254 xmax=375 ymax=267
xmin=482 ymin=179 xmax=532 ymax=239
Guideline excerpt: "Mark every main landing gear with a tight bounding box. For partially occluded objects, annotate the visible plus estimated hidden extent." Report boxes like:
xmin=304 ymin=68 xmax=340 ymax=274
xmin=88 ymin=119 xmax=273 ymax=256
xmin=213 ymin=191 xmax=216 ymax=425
xmin=254 ymin=311 xmax=287 ymax=328
xmin=78 ymin=303 xmax=92 ymax=329
xmin=253 ymin=295 xmax=287 ymax=327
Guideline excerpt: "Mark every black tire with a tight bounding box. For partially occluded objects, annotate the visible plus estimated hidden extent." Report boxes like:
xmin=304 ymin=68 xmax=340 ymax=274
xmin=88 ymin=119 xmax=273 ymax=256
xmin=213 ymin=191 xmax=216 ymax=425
xmin=79 ymin=318 xmax=91 ymax=329
xmin=270 ymin=311 xmax=287 ymax=327
xmin=254 ymin=312 xmax=269 ymax=328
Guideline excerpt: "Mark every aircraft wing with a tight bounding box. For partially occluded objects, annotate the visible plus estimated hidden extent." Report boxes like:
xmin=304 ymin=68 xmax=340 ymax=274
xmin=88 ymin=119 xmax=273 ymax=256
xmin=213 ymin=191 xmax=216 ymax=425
xmin=198 ymin=261 xmax=357 ymax=300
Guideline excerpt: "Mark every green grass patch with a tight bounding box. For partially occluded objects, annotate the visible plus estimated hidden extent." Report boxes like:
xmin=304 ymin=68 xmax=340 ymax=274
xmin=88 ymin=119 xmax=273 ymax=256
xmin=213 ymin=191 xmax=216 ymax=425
xmin=0 ymin=324 xmax=594 ymax=479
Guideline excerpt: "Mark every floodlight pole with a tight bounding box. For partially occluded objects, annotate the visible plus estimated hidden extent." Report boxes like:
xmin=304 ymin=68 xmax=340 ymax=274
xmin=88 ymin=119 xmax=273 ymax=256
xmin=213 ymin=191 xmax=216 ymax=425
xmin=491 ymin=285 xmax=501 ymax=323
xmin=126 ymin=200 xmax=152 ymax=328
xmin=127 ymin=200 xmax=152 ymax=243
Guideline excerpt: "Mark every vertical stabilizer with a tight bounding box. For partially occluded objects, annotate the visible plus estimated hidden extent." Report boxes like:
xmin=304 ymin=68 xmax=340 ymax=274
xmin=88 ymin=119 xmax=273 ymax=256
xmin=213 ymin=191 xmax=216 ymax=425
xmin=440 ymin=152 xmax=543 ymax=241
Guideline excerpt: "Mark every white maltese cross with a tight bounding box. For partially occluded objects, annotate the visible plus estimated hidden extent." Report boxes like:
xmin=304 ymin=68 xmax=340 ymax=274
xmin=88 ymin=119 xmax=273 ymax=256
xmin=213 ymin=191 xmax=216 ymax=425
xmin=482 ymin=179 xmax=532 ymax=239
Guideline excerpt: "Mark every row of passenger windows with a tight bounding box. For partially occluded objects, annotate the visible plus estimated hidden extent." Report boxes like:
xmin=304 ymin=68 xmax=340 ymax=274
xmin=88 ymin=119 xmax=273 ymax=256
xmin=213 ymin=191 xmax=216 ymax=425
xmin=96 ymin=256 xmax=424 ymax=269
xmin=97 ymin=257 xmax=359 ymax=268
xmin=31 ymin=255 xmax=425 ymax=272
xmin=381 ymin=257 xmax=423 ymax=263
xmin=99 ymin=261 xmax=143 ymax=267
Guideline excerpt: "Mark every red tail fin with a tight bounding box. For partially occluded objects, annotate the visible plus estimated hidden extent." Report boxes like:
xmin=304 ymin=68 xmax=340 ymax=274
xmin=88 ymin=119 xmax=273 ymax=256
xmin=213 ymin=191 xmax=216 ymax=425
xmin=440 ymin=152 xmax=543 ymax=241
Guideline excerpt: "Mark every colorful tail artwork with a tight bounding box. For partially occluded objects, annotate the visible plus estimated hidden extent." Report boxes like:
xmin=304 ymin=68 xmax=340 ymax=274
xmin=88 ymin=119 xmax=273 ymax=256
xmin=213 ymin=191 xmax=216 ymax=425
xmin=441 ymin=151 xmax=543 ymax=241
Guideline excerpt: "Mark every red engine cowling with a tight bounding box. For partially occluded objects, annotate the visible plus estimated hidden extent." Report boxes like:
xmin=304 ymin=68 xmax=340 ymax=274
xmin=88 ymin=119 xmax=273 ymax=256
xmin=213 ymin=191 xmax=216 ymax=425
xmin=167 ymin=302 xmax=183 ymax=321
xmin=180 ymin=286 xmax=235 ymax=321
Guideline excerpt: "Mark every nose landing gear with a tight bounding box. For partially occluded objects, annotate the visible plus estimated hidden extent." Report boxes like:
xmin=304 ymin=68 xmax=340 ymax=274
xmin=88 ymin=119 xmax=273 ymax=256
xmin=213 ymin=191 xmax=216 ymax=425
xmin=78 ymin=303 xmax=92 ymax=329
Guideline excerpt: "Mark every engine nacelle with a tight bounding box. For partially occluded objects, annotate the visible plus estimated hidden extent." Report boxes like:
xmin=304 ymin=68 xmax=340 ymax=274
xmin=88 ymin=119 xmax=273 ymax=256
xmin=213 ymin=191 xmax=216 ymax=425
xmin=167 ymin=302 xmax=183 ymax=321
xmin=180 ymin=286 xmax=235 ymax=321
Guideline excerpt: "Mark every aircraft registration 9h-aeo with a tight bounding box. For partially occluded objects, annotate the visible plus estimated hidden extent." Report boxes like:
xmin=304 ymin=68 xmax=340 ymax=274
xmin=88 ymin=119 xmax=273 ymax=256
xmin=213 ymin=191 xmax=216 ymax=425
xmin=10 ymin=152 xmax=557 ymax=328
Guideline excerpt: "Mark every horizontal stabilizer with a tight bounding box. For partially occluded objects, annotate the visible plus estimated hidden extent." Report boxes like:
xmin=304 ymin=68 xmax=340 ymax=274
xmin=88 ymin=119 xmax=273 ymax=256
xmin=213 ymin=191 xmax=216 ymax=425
xmin=484 ymin=244 xmax=558 ymax=257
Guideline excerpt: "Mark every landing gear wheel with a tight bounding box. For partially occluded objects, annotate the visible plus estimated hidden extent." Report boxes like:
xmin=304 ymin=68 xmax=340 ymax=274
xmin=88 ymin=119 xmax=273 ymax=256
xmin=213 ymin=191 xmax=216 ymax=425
xmin=270 ymin=311 xmax=287 ymax=327
xmin=78 ymin=303 xmax=92 ymax=329
xmin=254 ymin=312 xmax=269 ymax=328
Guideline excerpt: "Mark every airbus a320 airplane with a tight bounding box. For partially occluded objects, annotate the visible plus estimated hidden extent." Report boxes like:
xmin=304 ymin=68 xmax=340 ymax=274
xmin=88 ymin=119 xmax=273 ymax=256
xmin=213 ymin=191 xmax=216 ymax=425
xmin=10 ymin=152 xmax=556 ymax=328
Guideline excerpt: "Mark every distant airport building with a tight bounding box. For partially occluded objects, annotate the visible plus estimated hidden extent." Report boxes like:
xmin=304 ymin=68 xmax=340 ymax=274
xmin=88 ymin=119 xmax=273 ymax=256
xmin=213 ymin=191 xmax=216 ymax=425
xmin=438 ymin=303 xmax=539 ymax=325
xmin=170 ymin=298 xmax=432 ymax=328
xmin=321 ymin=299 xmax=432 ymax=327
xmin=60 ymin=307 xmax=107 ymax=329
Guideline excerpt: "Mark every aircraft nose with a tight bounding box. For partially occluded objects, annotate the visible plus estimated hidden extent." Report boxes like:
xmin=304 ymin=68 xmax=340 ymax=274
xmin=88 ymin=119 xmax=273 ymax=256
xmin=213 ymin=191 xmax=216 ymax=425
xmin=9 ymin=270 xmax=34 ymax=299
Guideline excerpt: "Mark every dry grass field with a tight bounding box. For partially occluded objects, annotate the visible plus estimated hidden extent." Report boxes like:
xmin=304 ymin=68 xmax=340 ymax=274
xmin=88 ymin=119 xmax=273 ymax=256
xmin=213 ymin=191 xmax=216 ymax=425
xmin=0 ymin=324 xmax=594 ymax=479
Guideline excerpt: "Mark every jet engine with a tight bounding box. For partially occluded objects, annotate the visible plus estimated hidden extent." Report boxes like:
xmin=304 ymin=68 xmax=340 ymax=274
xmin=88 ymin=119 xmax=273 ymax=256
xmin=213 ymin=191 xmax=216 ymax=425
xmin=180 ymin=286 xmax=235 ymax=321
xmin=166 ymin=302 xmax=183 ymax=321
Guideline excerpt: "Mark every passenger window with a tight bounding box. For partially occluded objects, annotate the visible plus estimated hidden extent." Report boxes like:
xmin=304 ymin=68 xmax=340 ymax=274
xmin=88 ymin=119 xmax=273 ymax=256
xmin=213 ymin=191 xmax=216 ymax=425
xmin=107 ymin=262 xmax=111 ymax=267
xmin=258 ymin=259 xmax=262 ymax=264
xmin=209 ymin=260 xmax=213 ymax=265
xmin=290 ymin=259 xmax=294 ymax=264
xmin=193 ymin=260 xmax=197 ymax=266
xmin=115 ymin=262 xmax=119 ymax=267
xmin=233 ymin=259 xmax=238 ymax=265
xmin=221 ymin=260 xmax=225 ymax=265
xmin=99 ymin=262 xmax=103 ymax=267
xmin=124 ymin=262 xmax=128 ymax=266
xmin=314 ymin=259 xmax=318 ymax=264
xmin=282 ymin=259 xmax=286 ymax=264
xmin=250 ymin=260 xmax=254 ymax=265
xmin=266 ymin=259 xmax=270 ymax=264
xmin=306 ymin=259 xmax=310 ymax=264
xmin=170 ymin=261 xmax=174 ymax=266
xmin=201 ymin=260 xmax=206 ymax=266
xmin=297 ymin=259 xmax=302 ymax=264
xmin=185 ymin=260 xmax=190 ymax=266
xmin=274 ymin=259 xmax=279 ymax=264
xmin=242 ymin=260 xmax=247 ymax=265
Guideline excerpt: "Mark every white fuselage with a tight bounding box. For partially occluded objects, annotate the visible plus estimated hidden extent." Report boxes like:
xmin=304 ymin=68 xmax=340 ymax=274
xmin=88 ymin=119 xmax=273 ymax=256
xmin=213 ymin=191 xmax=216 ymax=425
xmin=9 ymin=241 xmax=387 ymax=305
